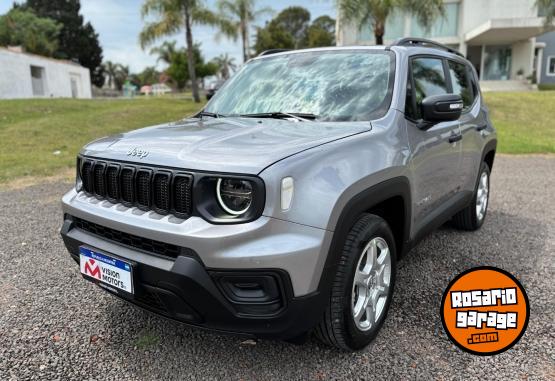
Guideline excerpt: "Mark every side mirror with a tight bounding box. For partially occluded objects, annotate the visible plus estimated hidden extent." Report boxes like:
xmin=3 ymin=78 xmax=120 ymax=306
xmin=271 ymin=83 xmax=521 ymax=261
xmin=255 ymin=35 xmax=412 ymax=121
xmin=419 ymin=94 xmax=463 ymax=128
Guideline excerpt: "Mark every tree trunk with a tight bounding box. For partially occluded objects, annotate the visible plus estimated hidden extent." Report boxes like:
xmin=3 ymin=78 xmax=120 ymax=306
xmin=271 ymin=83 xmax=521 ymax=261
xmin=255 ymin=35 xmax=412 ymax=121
xmin=241 ymin=20 xmax=249 ymax=62
xmin=184 ymin=7 xmax=200 ymax=103
xmin=374 ymin=21 xmax=385 ymax=46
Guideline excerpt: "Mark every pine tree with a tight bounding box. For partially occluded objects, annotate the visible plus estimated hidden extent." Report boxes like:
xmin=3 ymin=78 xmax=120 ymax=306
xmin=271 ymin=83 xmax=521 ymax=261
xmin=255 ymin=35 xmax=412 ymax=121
xmin=22 ymin=0 xmax=105 ymax=87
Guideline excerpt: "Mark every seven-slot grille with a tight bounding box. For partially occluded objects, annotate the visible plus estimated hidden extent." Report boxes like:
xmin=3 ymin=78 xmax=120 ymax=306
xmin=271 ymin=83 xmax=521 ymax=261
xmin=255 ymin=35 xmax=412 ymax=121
xmin=78 ymin=158 xmax=193 ymax=218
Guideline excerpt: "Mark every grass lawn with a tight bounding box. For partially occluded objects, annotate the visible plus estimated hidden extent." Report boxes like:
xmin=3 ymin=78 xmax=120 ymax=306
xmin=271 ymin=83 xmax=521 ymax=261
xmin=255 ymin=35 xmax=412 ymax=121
xmin=483 ymin=91 xmax=555 ymax=154
xmin=0 ymin=97 xmax=203 ymax=183
xmin=0 ymin=91 xmax=553 ymax=184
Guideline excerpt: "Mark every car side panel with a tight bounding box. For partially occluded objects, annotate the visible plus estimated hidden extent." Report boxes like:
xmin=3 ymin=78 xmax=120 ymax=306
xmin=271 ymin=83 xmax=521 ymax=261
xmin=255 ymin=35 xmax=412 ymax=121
xmin=459 ymin=64 xmax=496 ymax=193
xmin=459 ymin=102 xmax=486 ymax=192
xmin=405 ymin=117 xmax=462 ymax=229
xmin=258 ymin=109 xmax=411 ymax=232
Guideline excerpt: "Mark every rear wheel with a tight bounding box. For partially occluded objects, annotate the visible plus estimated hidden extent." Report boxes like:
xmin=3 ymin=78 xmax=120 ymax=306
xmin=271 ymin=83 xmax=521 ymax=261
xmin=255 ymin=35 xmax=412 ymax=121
xmin=452 ymin=162 xmax=490 ymax=231
xmin=315 ymin=214 xmax=397 ymax=351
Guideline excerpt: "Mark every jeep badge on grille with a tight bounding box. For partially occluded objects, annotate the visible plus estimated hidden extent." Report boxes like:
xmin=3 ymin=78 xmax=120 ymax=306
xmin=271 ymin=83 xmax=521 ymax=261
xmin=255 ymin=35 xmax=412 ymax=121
xmin=126 ymin=147 xmax=149 ymax=159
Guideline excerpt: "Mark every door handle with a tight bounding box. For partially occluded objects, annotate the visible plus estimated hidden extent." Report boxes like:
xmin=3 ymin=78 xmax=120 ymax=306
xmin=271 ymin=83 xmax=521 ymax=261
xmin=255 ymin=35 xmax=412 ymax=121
xmin=449 ymin=133 xmax=462 ymax=143
xmin=476 ymin=124 xmax=487 ymax=131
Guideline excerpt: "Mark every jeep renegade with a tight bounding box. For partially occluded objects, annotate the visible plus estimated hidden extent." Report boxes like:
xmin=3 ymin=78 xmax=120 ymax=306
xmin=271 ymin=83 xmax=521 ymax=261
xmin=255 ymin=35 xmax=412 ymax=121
xmin=61 ymin=38 xmax=497 ymax=351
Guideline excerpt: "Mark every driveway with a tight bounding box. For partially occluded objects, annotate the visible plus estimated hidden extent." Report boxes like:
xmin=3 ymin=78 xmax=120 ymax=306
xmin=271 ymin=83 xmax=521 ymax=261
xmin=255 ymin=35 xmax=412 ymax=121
xmin=0 ymin=155 xmax=553 ymax=380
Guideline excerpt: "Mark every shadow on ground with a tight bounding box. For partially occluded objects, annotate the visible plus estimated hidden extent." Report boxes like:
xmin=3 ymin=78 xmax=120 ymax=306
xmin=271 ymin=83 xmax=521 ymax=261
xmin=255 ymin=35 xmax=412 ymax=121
xmin=100 ymin=209 xmax=549 ymax=380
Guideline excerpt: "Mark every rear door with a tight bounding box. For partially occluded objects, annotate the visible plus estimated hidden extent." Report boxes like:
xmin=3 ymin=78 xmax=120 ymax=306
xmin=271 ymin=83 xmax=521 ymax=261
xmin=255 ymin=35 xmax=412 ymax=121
xmin=446 ymin=60 xmax=487 ymax=193
xmin=405 ymin=56 xmax=463 ymax=226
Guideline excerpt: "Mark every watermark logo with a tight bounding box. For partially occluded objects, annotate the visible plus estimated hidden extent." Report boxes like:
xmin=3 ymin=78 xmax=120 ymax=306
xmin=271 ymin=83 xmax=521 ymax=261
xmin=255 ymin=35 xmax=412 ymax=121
xmin=441 ymin=266 xmax=529 ymax=356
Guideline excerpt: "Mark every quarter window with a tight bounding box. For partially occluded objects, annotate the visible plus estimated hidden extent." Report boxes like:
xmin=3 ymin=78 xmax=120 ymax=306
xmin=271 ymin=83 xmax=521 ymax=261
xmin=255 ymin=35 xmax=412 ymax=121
xmin=405 ymin=68 xmax=416 ymax=119
xmin=448 ymin=61 xmax=473 ymax=110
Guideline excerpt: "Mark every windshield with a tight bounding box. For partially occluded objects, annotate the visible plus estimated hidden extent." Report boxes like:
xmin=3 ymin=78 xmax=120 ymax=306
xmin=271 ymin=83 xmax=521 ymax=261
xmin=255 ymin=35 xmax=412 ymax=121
xmin=205 ymin=50 xmax=394 ymax=122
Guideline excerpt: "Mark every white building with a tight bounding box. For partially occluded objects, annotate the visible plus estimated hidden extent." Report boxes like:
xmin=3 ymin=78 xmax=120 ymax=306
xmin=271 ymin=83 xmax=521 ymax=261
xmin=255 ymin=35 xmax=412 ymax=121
xmin=336 ymin=0 xmax=553 ymax=84
xmin=0 ymin=46 xmax=92 ymax=99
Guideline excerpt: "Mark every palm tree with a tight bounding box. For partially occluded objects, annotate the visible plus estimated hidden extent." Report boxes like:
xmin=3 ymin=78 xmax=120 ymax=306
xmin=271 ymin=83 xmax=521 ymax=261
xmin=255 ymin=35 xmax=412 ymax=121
xmin=338 ymin=0 xmax=445 ymax=45
xmin=214 ymin=53 xmax=237 ymax=79
xmin=102 ymin=61 xmax=119 ymax=89
xmin=149 ymin=40 xmax=178 ymax=65
xmin=140 ymin=0 xmax=225 ymax=103
xmin=114 ymin=64 xmax=130 ymax=91
xmin=536 ymin=0 xmax=555 ymax=27
xmin=217 ymin=0 xmax=273 ymax=62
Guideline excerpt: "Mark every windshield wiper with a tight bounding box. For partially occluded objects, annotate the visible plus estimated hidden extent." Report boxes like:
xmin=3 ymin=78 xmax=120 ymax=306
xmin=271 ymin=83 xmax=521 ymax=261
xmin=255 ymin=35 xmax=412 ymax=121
xmin=239 ymin=112 xmax=318 ymax=122
xmin=197 ymin=110 xmax=224 ymax=119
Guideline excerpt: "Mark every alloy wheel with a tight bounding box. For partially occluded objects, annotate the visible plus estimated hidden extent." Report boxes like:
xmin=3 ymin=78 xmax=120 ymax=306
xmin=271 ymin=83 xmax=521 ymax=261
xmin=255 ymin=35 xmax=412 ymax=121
xmin=351 ymin=237 xmax=392 ymax=331
xmin=476 ymin=171 xmax=489 ymax=221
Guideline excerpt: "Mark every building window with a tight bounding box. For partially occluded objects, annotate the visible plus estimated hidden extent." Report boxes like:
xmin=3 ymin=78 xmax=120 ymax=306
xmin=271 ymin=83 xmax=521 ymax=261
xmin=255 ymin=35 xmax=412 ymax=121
xmin=547 ymin=56 xmax=555 ymax=76
xmin=357 ymin=10 xmax=405 ymax=42
xmin=30 ymin=65 xmax=46 ymax=96
xmin=410 ymin=2 xmax=459 ymax=38
xmin=357 ymin=25 xmax=373 ymax=42
xmin=384 ymin=10 xmax=405 ymax=40
xmin=483 ymin=46 xmax=512 ymax=80
xmin=357 ymin=2 xmax=459 ymax=42
xmin=538 ymin=3 xmax=549 ymax=17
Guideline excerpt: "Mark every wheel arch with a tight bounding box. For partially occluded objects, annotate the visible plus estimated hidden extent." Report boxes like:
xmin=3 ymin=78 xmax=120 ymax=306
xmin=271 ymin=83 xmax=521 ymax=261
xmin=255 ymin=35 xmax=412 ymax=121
xmin=482 ymin=139 xmax=497 ymax=171
xmin=317 ymin=176 xmax=411 ymax=293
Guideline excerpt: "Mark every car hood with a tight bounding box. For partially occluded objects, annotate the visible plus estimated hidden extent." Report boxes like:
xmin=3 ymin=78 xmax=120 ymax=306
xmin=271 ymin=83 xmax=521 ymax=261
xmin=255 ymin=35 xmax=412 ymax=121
xmin=81 ymin=117 xmax=371 ymax=174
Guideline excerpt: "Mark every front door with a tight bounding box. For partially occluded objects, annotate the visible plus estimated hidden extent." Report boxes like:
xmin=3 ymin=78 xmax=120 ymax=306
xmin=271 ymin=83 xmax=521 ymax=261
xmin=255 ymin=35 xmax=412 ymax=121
xmin=405 ymin=56 xmax=463 ymax=228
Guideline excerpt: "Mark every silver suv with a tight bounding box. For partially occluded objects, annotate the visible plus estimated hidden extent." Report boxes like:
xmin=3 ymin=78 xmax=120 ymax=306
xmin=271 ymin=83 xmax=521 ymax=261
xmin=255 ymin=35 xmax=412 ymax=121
xmin=61 ymin=38 xmax=496 ymax=351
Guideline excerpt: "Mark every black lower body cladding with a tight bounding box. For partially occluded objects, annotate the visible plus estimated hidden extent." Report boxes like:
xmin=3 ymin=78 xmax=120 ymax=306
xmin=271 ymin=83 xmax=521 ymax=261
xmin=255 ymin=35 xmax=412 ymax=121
xmin=60 ymin=215 xmax=326 ymax=339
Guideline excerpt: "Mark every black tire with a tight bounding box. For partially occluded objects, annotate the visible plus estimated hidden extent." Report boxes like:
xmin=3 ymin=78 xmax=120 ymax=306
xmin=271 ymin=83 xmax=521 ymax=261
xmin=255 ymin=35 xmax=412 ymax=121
xmin=315 ymin=214 xmax=397 ymax=351
xmin=452 ymin=162 xmax=491 ymax=231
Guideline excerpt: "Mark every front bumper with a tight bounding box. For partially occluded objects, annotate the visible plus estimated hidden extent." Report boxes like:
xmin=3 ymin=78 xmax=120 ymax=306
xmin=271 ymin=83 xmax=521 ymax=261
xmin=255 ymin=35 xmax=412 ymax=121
xmin=60 ymin=189 xmax=332 ymax=338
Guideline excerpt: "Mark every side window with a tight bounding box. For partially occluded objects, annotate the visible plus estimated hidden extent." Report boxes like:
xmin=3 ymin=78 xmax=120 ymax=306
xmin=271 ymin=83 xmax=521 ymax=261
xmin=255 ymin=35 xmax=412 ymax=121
xmin=410 ymin=57 xmax=448 ymax=119
xmin=448 ymin=60 xmax=473 ymax=110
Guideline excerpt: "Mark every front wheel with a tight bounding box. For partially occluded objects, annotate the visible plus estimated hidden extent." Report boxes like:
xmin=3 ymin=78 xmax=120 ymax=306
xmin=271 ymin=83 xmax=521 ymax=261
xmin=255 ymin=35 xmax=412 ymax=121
xmin=452 ymin=162 xmax=491 ymax=231
xmin=315 ymin=214 xmax=397 ymax=351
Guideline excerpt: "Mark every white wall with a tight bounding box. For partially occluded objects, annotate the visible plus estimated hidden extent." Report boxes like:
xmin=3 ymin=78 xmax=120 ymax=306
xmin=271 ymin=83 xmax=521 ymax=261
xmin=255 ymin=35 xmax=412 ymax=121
xmin=0 ymin=48 xmax=92 ymax=99
xmin=460 ymin=0 xmax=538 ymax=34
xmin=337 ymin=0 xmax=540 ymax=47
xmin=511 ymin=39 xmax=535 ymax=79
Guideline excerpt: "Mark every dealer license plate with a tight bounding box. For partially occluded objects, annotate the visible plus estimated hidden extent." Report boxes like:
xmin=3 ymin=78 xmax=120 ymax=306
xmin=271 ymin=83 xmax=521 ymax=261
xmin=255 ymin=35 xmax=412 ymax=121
xmin=79 ymin=247 xmax=134 ymax=294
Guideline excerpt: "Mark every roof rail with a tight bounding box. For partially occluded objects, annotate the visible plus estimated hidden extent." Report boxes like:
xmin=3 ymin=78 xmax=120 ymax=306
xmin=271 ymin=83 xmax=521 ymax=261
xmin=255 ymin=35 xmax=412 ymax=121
xmin=258 ymin=49 xmax=292 ymax=57
xmin=388 ymin=37 xmax=464 ymax=57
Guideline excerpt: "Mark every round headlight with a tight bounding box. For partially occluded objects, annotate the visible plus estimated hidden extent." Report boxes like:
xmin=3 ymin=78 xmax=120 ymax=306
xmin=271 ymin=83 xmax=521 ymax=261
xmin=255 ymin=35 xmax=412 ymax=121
xmin=216 ymin=178 xmax=253 ymax=216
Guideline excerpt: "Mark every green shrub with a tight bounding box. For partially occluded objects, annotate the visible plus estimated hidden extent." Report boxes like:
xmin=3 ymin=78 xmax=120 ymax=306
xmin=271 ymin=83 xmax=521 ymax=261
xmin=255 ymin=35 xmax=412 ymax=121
xmin=538 ymin=83 xmax=555 ymax=91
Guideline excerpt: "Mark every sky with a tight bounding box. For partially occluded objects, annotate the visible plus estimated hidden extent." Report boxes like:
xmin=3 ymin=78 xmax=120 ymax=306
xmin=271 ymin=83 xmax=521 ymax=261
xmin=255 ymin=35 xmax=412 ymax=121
xmin=0 ymin=0 xmax=337 ymax=72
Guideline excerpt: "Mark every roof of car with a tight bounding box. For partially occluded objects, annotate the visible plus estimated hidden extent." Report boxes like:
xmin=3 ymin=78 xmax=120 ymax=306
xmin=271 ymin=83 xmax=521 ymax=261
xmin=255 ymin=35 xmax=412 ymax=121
xmin=389 ymin=38 xmax=463 ymax=57
xmin=253 ymin=39 xmax=465 ymax=61
xmin=251 ymin=45 xmax=388 ymax=61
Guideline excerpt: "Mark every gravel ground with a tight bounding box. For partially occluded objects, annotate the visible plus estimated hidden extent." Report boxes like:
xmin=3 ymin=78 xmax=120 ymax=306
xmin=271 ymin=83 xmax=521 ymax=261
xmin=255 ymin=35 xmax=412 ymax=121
xmin=0 ymin=155 xmax=553 ymax=380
